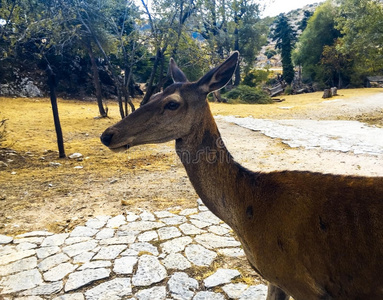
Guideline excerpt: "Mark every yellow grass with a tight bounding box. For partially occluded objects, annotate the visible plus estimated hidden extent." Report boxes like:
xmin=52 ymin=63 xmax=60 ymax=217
xmin=211 ymin=88 xmax=383 ymax=118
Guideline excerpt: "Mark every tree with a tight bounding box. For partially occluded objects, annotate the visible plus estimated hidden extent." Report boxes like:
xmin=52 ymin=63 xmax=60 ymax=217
xmin=336 ymin=0 xmax=383 ymax=84
xmin=198 ymin=0 xmax=266 ymax=85
xmin=293 ymin=0 xmax=341 ymax=86
xmin=140 ymin=0 xmax=197 ymax=106
xmin=271 ymin=14 xmax=296 ymax=85
xmin=298 ymin=10 xmax=313 ymax=32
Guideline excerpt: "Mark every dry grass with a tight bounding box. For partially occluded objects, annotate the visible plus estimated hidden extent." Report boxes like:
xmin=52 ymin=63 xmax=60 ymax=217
xmin=0 ymin=88 xmax=382 ymax=235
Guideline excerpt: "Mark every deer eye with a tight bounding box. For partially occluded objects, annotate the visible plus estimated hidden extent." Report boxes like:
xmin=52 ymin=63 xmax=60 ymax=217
xmin=164 ymin=101 xmax=180 ymax=111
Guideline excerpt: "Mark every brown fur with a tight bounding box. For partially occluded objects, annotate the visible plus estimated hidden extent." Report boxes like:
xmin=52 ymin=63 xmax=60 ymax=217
xmin=101 ymin=52 xmax=383 ymax=300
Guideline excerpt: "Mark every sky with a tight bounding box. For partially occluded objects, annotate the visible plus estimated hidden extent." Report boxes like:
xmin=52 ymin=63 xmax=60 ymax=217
xmin=261 ymin=0 xmax=324 ymax=17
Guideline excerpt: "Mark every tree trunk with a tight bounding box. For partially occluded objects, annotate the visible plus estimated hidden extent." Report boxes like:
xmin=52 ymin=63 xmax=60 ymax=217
xmin=46 ymin=65 xmax=65 ymax=158
xmin=86 ymin=42 xmax=107 ymax=117
xmin=233 ymin=27 xmax=241 ymax=86
xmin=141 ymin=49 xmax=161 ymax=106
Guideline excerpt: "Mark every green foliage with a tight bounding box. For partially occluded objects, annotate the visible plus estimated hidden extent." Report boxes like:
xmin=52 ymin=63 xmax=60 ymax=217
xmin=242 ymin=69 xmax=269 ymax=87
xmin=284 ymin=85 xmax=293 ymax=95
xmin=264 ymin=49 xmax=277 ymax=59
xmin=270 ymin=14 xmax=296 ymax=85
xmin=224 ymin=85 xmax=272 ymax=104
xmin=336 ymin=0 xmax=383 ymax=78
xmin=293 ymin=0 xmax=342 ymax=86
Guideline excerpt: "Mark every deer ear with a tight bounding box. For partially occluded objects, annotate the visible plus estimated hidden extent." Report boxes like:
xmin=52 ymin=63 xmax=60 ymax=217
xmin=169 ymin=58 xmax=188 ymax=83
xmin=197 ymin=51 xmax=239 ymax=94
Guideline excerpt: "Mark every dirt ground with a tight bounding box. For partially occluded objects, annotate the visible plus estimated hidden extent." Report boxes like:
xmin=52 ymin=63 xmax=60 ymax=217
xmin=0 ymin=89 xmax=382 ymax=237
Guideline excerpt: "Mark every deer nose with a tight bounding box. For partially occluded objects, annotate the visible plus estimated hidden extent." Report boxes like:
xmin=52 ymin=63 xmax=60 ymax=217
xmin=100 ymin=132 xmax=114 ymax=147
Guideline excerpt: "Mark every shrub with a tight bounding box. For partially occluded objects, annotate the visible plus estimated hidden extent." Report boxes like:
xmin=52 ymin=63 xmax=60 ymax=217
xmin=284 ymin=85 xmax=293 ymax=95
xmin=242 ymin=69 xmax=270 ymax=87
xmin=224 ymin=85 xmax=273 ymax=104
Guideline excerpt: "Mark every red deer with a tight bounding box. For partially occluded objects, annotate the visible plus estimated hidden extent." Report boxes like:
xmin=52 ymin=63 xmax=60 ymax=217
xmin=101 ymin=52 xmax=383 ymax=300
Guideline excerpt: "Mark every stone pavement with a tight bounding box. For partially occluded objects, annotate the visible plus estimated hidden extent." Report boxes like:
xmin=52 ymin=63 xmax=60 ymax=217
xmin=0 ymin=199 xmax=267 ymax=300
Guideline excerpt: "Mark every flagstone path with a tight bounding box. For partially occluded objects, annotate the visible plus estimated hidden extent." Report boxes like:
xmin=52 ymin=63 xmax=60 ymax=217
xmin=0 ymin=199 xmax=267 ymax=300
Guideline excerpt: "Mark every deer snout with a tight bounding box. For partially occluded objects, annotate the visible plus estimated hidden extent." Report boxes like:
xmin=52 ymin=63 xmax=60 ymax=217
xmin=100 ymin=131 xmax=114 ymax=147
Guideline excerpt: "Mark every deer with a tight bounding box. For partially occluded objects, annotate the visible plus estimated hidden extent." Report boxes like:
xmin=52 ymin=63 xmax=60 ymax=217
xmin=101 ymin=52 xmax=383 ymax=300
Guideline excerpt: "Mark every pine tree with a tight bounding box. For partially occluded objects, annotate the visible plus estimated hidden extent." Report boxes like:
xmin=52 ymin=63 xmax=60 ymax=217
xmin=271 ymin=14 xmax=297 ymax=85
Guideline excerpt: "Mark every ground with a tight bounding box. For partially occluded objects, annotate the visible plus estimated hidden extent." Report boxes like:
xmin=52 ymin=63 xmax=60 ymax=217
xmin=0 ymin=88 xmax=382 ymax=238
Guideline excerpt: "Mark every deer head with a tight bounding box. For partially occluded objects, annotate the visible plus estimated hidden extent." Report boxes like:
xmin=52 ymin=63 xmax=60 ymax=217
xmin=100 ymin=52 xmax=239 ymax=151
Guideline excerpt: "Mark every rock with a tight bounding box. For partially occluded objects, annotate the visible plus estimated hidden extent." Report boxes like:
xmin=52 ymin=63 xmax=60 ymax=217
xmin=161 ymin=216 xmax=186 ymax=225
xmin=162 ymin=252 xmax=191 ymax=270
xmin=0 ymin=249 xmax=36 ymax=265
xmin=86 ymin=218 xmax=108 ymax=230
xmin=74 ymin=166 xmax=83 ymax=169
xmin=168 ymin=272 xmax=198 ymax=300
xmin=239 ymin=284 xmax=268 ymax=300
xmin=136 ymin=286 xmax=167 ymax=300
xmin=72 ymin=252 xmax=95 ymax=264
xmin=49 ymin=162 xmax=62 ymax=167
xmin=36 ymin=246 xmax=61 ymax=259
xmin=41 ymin=233 xmax=69 ymax=247
xmin=154 ymin=210 xmax=177 ymax=218
xmin=78 ymin=260 xmax=111 ymax=271
xmin=130 ymin=242 xmax=159 ymax=256
xmin=0 ymin=256 xmax=37 ymax=277
xmin=85 ymin=278 xmax=132 ymax=300
xmin=70 ymin=226 xmax=99 ymax=238
xmin=16 ymin=231 xmax=53 ymax=238
xmin=20 ymin=78 xmax=43 ymax=97
xmin=64 ymin=268 xmax=111 ymax=292
xmin=158 ymin=226 xmax=182 ymax=240
xmin=43 ymin=262 xmax=77 ymax=281
xmin=19 ymin=281 xmax=63 ymax=296
xmin=125 ymin=211 xmax=139 ymax=222
xmin=68 ymin=153 xmax=83 ymax=159
xmin=203 ymin=269 xmax=241 ymax=288
xmin=208 ymin=225 xmax=230 ymax=236
xmin=160 ymin=236 xmax=193 ymax=254
xmin=178 ymin=208 xmax=198 ymax=216
xmin=132 ymin=255 xmax=167 ymax=286
xmin=113 ymin=256 xmax=138 ymax=274
xmin=38 ymin=253 xmax=70 ymax=272
xmin=184 ymin=244 xmax=217 ymax=267
xmin=222 ymin=283 xmax=249 ymax=299
xmin=195 ymin=233 xmax=241 ymax=249
xmin=93 ymin=245 xmax=127 ymax=260
xmin=193 ymin=291 xmax=224 ymax=300
xmin=138 ymin=230 xmax=158 ymax=242
xmin=119 ymin=221 xmax=164 ymax=232
xmin=179 ymin=223 xmax=206 ymax=235
xmin=106 ymin=215 xmax=126 ymax=228
xmin=52 ymin=293 xmax=85 ymax=300
xmin=0 ymin=234 xmax=13 ymax=244
xmin=95 ymin=228 xmax=115 ymax=239
xmin=13 ymin=237 xmax=44 ymax=245
xmin=193 ymin=210 xmax=219 ymax=222
xmin=64 ymin=236 xmax=91 ymax=245
xmin=139 ymin=210 xmax=156 ymax=221
xmin=217 ymin=248 xmax=245 ymax=257
xmin=62 ymin=240 xmax=98 ymax=257
xmin=99 ymin=235 xmax=136 ymax=245
xmin=189 ymin=219 xmax=211 ymax=229
xmin=16 ymin=242 xmax=37 ymax=251
xmin=0 ymin=268 xmax=43 ymax=293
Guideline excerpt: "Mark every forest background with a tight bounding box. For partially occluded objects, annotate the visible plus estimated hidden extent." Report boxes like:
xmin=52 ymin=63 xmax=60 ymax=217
xmin=0 ymin=0 xmax=383 ymax=119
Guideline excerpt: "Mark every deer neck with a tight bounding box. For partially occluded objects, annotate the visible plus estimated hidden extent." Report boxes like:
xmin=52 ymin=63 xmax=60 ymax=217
xmin=175 ymin=105 xmax=257 ymax=228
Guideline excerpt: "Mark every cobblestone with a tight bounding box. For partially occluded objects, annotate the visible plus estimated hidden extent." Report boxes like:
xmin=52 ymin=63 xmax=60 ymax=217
xmin=0 ymin=201 xmax=267 ymax=299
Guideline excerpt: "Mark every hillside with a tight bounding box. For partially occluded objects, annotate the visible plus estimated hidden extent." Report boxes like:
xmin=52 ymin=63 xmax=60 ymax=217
xmin=256 ymin=2 xmax=320 ymax=69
